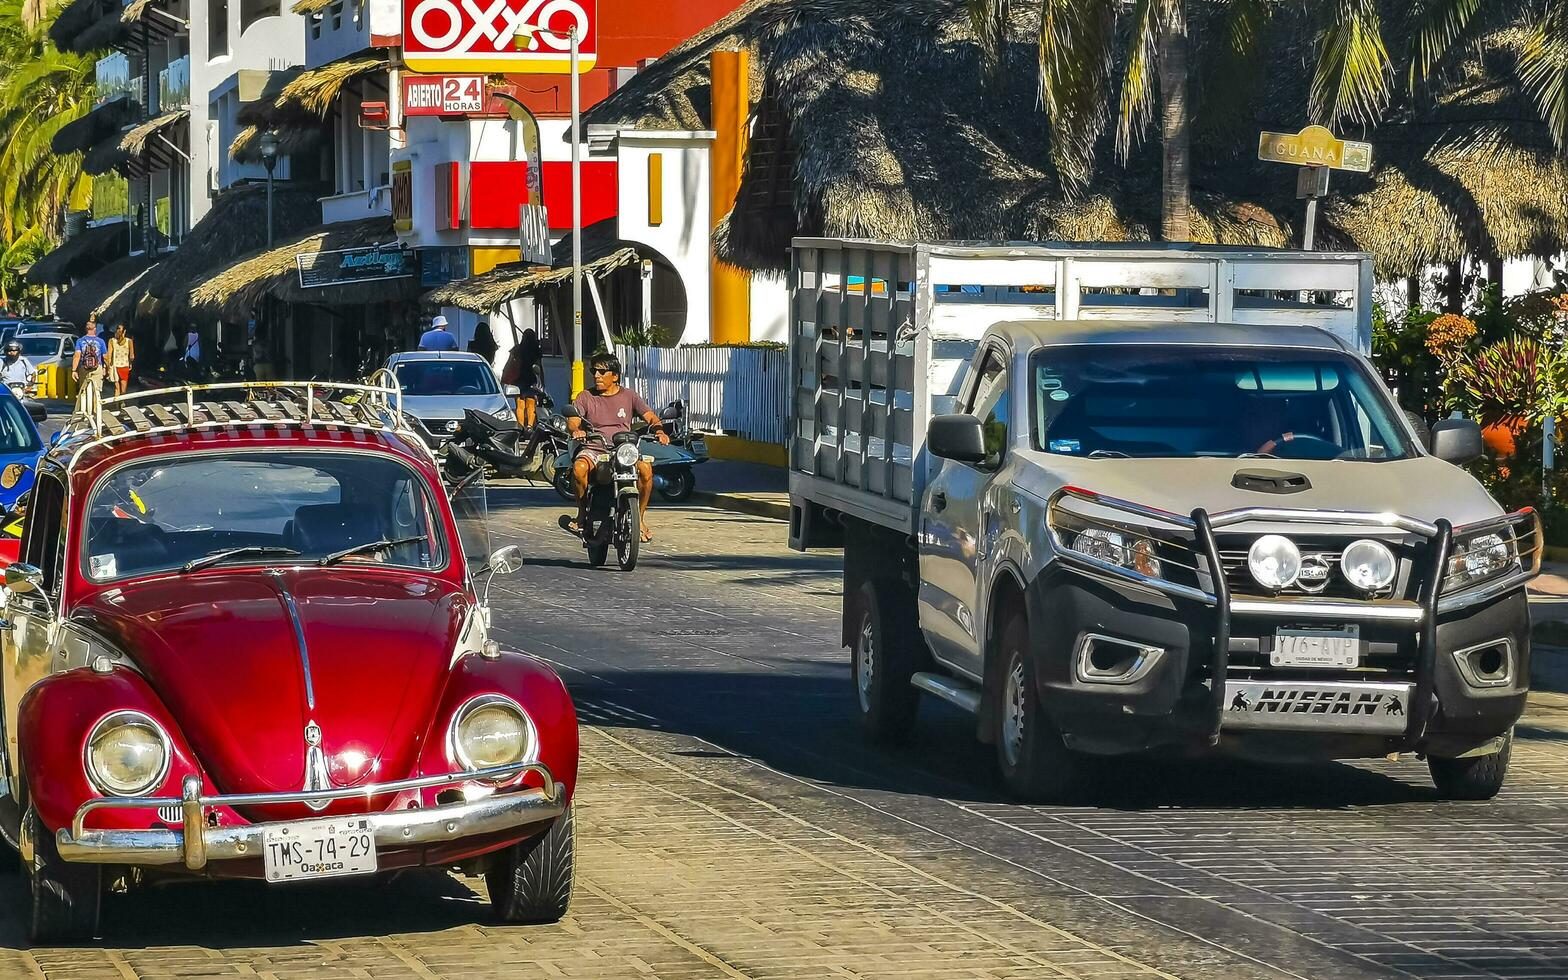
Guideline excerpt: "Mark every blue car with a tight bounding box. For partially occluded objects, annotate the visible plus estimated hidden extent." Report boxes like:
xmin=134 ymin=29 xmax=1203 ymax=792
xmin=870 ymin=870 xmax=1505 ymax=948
xmin=0 ymin=385 xmax=43 ymax=510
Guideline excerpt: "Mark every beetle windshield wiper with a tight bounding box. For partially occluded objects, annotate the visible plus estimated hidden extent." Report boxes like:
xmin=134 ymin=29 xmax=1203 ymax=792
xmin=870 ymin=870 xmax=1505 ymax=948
xmin=182 ymin=546 xmax=301 ymax=574
xmin=318 ymin=535 xmax=429 ymax=567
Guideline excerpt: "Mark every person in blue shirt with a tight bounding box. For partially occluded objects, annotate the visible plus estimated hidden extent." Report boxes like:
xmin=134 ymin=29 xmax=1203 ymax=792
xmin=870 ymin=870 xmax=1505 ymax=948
xmin=72 ymin=319 xmax=109 ymax=411
xmin=418 ymin=315 xmax=460 ymax=352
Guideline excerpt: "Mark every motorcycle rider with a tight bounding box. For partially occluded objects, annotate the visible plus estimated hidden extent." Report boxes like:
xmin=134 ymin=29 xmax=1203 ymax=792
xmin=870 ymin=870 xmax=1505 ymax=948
xmin=564 ymin=353 xmax=668 ymax=543
xmin=0 ymin=341 xmax=34 ymax=396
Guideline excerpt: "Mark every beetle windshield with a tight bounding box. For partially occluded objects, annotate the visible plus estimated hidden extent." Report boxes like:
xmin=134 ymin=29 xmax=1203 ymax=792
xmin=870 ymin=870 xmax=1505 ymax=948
xmin=394 ymin=360 xmax=499 ymax=396
xmin=83 ymin=451 xmax=447 ymax=581
xmin=1031 ymin=345 xmax=1416 ymax=461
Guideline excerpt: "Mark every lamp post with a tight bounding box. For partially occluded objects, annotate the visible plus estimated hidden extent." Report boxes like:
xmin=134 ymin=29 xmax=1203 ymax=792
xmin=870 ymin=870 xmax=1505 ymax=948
xmin=258 ymin=130 xmax=280 ymax=248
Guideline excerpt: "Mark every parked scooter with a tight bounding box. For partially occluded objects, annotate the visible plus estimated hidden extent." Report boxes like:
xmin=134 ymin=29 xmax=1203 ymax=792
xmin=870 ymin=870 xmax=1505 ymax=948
xmin=639 ymin=399 xmax=707 ymax=503
xmin=558 ymin=405 xmax=641 ymax=571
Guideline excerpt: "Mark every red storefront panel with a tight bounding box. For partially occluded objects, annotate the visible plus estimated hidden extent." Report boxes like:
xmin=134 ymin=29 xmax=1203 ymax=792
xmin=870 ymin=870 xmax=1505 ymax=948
xmin=468 ymin=160 xmax=618 ymax=231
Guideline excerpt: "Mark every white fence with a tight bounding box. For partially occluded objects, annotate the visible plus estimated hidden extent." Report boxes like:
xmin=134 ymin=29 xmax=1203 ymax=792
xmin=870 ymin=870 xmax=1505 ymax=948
xmin=616 ymin=344 xmax=790 ymax=444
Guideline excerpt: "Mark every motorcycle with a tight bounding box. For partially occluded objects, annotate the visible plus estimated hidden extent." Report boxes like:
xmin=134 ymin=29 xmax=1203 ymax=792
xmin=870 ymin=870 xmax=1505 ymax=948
xmin=559 ymin=405 xmax=641 ymax=571
xmin=6 ymin=381 xmax=46 ymax=422
xmin=639 ymin=399 xmax=707 ymax=503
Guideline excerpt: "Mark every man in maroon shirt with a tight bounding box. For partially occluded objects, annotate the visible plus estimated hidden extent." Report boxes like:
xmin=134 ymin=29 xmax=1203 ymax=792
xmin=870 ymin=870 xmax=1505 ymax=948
xmin=565 ymin=352 xmax=669 ymax=542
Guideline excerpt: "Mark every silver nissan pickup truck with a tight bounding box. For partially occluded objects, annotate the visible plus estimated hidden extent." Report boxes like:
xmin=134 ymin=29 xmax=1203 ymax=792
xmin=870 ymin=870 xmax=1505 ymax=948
xmin=788 ymin=240 xmax=1542 ymax=802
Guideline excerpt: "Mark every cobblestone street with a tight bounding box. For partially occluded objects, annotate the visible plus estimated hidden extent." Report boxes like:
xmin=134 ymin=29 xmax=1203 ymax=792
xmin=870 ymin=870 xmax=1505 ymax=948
xmin=4 ymin=490 xmax=1567 ymax=979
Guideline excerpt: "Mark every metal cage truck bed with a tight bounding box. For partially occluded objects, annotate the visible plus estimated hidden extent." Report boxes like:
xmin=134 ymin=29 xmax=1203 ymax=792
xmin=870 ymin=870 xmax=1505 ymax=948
xmin=787 ymin=240 xmax=1540 ymax=802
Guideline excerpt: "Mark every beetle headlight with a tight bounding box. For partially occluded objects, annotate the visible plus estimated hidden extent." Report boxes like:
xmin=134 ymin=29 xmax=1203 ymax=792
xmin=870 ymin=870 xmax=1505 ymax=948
xmin=1341 ymin=539 xmax=1397 ymax=592
xmin=85 ymin=711 xmax=170 ymax=796
xmin=615 ymin=443 xmax=641 ymax=468
xmin=1247 ymin=535 xmax=1301 ymax=590
xmin=1446 ymin=532 xmax=1515 ymax=592
xmin=450 ymin=695 xmax=537 ymax=771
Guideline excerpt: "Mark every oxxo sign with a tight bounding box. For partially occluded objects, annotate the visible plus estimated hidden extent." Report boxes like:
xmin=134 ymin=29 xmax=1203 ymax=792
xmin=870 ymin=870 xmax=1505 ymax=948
xmin=403 ymin=0 xmax=597 ymax=74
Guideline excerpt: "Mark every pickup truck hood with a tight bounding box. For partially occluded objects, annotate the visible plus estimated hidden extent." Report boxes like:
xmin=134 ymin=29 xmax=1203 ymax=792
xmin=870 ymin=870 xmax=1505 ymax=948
xmin=74 ymin=569 xmax=467 ymax=798
xmin=1026 ymin=455 xmax=1506 ymax=529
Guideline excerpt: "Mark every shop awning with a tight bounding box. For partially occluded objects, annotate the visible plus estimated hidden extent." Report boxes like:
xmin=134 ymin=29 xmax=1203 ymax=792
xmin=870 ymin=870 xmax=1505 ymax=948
xmin=185 ymin=216 xmax=420 ymax=319
xmin=51 ymin=97 xmax=137 ymax=156
xmin=55 ymin=254 xmax=157 ymax=327
xmin=239 ymin=52 xmax=388 ymax=128
xmin=119 ymin=109 xmax=188 ymax=175
xmin=424 ymin=248 xmax=639 ymax=313
xmin=134 ymin=181 xmax=329 ymax=315
xmin=26 ymin=222 xmax=130 ymax=287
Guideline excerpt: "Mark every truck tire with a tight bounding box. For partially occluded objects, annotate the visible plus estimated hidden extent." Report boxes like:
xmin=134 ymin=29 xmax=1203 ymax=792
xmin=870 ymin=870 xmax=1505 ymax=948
xmin=994 ymin=614 xmax=1082 ymax=803
xmin=853 ymin=580 xmax=920 ymax=744
xmin=26 ymin=809 xmax=101 ymax=943
xmin=1429 ymin=729 xmax=1512 ymax=801
xmin=488 ymin=805 xmax=575 ymax=924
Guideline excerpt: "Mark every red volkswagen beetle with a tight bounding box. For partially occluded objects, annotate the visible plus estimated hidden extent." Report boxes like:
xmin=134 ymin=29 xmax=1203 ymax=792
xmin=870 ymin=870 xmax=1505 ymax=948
xmin=0 ymin=382 xmax=578 ymax=942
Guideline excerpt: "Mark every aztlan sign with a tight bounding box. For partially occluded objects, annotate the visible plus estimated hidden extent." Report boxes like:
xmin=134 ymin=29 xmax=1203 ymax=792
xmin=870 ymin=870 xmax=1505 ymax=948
xmin=403 ymin=0 xmax=596 ymax=74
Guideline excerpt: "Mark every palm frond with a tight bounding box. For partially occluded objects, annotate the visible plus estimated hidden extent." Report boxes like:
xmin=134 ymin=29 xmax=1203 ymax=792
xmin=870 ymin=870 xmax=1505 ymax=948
xmin=966 ymin=0 xmax=1010 ymax=85
xmin=1311 ymin=0 xmax=1393 ymax=126
xmin=1521 ymin=0 xmax=1568 ymax=151
xmin=1406 ymin=0 xmax=1482 ymax=92
xmin=1114 ymin=0 xmax=1158 ymax=160
xmin=1038 ymin=0 xmax=1117 ymax=191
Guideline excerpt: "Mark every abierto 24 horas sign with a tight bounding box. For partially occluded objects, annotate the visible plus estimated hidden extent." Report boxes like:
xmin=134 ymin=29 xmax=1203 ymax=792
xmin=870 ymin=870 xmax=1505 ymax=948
xmin=403 ymin=0 xmax=596 ymax=74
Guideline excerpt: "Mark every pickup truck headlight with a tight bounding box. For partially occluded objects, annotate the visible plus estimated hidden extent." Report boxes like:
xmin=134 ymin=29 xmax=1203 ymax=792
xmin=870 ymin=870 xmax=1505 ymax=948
xmin=450 ymin=695 xmax=537 ymax=771
xmin=85 ymin=711 xmax=170 ymax=796
xmin=1075 ymin=528 xmax=1162 ymax=577
xmin=1445 ymin=532 xmax=1515 ymax=593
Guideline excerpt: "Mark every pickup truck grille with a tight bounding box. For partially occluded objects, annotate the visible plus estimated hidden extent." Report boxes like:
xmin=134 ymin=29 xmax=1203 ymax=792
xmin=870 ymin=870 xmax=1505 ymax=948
xmin=1217 ymin=534 xmax=1420 ymax=601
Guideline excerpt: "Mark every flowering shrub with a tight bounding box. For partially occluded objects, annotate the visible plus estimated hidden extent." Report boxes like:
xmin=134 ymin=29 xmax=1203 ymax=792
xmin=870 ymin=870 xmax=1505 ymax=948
xmin=1455 ymin=335 xmax=1545 ymax=426
xmin=1424 ymin=313 xmax=1477 ymax=363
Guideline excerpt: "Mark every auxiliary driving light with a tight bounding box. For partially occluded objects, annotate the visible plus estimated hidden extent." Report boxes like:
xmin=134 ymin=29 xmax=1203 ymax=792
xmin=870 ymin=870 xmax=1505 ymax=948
xmin=1341 ymin=539 xmax=1397 ymax=592
xmin=1247 ymin=535 xmax=1301 ymax=590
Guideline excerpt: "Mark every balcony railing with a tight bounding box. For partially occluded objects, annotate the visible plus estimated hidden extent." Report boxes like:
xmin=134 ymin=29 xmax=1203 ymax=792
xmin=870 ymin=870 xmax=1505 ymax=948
xmin=91 ymin=174 xmax=130 ymax=223
xmin=95 ymin=53 xmax=132 ymax=107
xmin=158 ymin=55 xmax=190 ymax=112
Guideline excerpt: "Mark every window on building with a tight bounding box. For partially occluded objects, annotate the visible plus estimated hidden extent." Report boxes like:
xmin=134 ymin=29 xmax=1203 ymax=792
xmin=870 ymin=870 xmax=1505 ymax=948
xmin=208 ymin=0 xmax=228 ymax=56
xmin=240 ymin=0 xmax=280 ymax=32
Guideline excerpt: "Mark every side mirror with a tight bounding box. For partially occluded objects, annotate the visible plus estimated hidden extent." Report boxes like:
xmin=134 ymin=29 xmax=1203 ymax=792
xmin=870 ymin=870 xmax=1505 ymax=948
xmin=1430 ymin=418 xmax=1484 ymax=465
xmin=927 ymin=414 xmax=988 ymax=464
xmin=24 ymin=401 xmax=44 ymax=423
xmin=487 ymin=545 xmax=524 ymax=575
xmin=5 ymin=562 xmax=42 ymax=594
xmin=502 ymin=384 xmax=521 ymax=398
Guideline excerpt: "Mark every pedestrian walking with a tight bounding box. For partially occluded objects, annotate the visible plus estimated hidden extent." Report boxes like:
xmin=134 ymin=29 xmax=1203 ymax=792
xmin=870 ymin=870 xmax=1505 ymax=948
xmin=72 ymin=319 xmax=108 ymax=412
xmin=469 ymin=319 xmax=498 ymax=363
xmin=502 ymin=328 xmax=543 ymax=428
xmin=108 ymin=323 xmax=135 ymax=396
xmin=418 ymin=315 xmax=460 ymax=351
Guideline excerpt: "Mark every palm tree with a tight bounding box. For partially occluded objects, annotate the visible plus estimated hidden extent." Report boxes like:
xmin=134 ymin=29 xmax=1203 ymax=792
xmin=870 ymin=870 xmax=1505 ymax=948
xmin=969 ymin=0 xmax=1568 ymax=243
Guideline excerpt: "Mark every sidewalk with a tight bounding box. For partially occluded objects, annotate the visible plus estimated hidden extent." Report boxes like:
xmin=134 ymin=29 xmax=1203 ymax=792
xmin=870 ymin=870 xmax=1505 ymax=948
xmin=690 ymin=458 xmax=790 ymax=521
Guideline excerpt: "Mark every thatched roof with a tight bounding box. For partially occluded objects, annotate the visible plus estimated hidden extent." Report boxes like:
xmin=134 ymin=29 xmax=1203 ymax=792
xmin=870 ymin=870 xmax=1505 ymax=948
xmin=586 ymin=0 xmax=1567 ymax=278
xmin=120 ymin=109 xmax=187 ymax=157
xmin=135 ymin=182 xmax=327 ymax=314
xmin=291 ymin=0 xmax=338 ymax=15
xmin=230 ymin=122 xmax=325 ymax=164
xmin=47 ymin=0 xmax=110 ymax=52
xmin=56 ymin=254 xmax=156 ymax=327
xmin=26 ymin=222 xmax=129 ymax=286
xmin=184 ymin=216 xmax=418 ymax=319
xmin=51 ymin=97 xmax=135 ymax=156
xmin=425 ymin=248 xmax=639 ymax=313
xmin=231 ymin=53 xmax=389 ymax=163
xmin=82 ymin=136 xmax=128 ymax=176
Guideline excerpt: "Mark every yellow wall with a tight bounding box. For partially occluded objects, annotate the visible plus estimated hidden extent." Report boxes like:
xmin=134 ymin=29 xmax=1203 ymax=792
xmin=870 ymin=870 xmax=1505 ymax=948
xmin=469 ymin=246 xmax=521 ymax=276
xmin=709 ymin=49 xmax=751 ymax=345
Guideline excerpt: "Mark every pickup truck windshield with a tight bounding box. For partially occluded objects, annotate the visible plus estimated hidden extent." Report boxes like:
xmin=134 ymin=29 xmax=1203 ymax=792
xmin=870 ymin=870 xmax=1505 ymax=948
xmin=82 ymin=451 xmax=447 ymax=581
xmin=1032 ymin=346 xmax=1415 ymax=461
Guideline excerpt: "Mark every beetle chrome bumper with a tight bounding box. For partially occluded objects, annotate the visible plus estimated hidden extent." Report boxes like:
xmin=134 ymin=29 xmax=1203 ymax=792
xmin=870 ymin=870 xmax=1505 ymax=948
xmin=54 ymin=762 xmax=563 ymax=869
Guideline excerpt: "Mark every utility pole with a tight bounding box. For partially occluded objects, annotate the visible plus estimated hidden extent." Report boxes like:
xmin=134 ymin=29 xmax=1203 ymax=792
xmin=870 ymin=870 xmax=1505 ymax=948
xmin=569 ymin=24 xmax=583 ymax=398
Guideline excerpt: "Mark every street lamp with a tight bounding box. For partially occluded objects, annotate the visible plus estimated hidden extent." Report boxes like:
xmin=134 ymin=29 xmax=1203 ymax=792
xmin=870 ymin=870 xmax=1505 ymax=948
xmin=258 ymin=130 xmax=280 ymax=248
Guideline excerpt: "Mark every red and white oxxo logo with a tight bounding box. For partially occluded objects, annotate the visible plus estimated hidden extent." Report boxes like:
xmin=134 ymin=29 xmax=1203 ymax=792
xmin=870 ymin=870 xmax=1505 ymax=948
xmin=403 ymin=0 xmax=597 ymax=74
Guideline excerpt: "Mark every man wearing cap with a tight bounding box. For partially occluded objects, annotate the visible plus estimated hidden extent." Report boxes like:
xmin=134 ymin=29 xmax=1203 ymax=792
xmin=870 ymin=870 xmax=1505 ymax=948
xmin=419 ymin=315 xmax=460 ymax=351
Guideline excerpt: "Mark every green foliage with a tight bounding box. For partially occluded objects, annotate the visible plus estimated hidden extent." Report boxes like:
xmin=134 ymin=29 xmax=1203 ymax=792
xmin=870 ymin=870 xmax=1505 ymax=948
xmin=611 ymin=323 xmax=683 ymax=349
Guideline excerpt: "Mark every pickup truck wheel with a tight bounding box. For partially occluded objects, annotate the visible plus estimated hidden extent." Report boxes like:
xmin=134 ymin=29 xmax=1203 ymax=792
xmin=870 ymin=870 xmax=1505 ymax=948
xmin=853 ymin=580 xmax=919 ymax=744
xmin=488 ymin=805 xmax=575 ymax=924
xmin=995 ymin=616 xmax=1081 ymax=803
xmin=25 ymin=810 xmax=101 ymax=943
xmin=1429 ymin=729 xmax=1512 ymax=801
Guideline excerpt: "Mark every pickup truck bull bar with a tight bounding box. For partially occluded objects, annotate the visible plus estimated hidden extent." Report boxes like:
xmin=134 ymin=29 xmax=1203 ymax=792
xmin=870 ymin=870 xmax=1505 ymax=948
xmin=1045 ymin=487 xmax=1543 ymax=742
